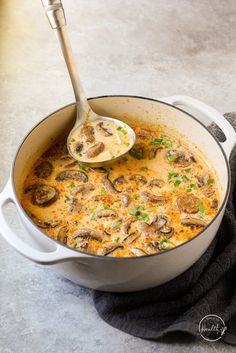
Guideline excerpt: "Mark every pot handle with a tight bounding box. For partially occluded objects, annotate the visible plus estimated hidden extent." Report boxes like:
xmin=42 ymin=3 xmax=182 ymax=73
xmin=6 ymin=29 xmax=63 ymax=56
xmin=161 ymin=95 xmax=236 ymax=159
xmin=0 ymin=180 xmax=87 ymax=265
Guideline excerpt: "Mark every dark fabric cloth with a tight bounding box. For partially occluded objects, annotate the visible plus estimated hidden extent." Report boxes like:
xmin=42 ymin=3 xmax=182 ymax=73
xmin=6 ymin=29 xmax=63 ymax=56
xmin=93 ymin=113 xmax=236 ymax=345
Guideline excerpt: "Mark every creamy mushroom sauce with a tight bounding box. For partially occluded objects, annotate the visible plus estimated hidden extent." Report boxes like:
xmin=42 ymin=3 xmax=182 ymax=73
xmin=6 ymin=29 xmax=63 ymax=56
xmin=68 ymin=120 xmax=132 ymax=162
xmin=21 ymin=125 xmax=219 ymax=257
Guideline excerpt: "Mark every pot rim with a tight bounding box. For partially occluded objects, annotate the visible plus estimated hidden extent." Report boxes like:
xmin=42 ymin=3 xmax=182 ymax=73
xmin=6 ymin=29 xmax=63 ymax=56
xmin=11 ymin=95 xmax=231 ymax=261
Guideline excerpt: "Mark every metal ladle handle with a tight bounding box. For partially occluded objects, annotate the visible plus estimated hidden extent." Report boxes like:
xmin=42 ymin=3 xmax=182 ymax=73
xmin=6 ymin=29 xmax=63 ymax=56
xmin=41 ymin=0 xmax=90 ymax=113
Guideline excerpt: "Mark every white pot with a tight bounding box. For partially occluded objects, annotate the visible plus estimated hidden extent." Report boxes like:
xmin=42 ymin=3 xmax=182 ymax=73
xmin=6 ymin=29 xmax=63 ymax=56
xmin=0 ymin=95 xmax=235 ymax=292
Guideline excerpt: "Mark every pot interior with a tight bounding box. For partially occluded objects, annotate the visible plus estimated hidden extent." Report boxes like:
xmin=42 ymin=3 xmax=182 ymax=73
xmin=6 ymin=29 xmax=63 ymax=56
xmin=13 ymin=96 xmax=228 ymax=205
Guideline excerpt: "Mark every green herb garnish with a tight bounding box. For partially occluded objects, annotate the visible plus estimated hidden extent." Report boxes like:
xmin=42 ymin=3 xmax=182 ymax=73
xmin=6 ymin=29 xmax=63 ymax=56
xmin=197 ymin=201 xmax=207 ymax=218
xmin=79 ymin=164 xmax=88 ymax=172
xmin=129 ymin=147 xmax=144 ymax=160
xmin=159 ymin=238 xmax=174 ymax=250
xmin=65 ymin=194 xmax=72 ymax=202
xmin=167 ymin=154 xmax=177 ymax=163
xmin=207 ymin=178 xmax=214 ymax=185
xmin=181 ymin=175 xmax=189 ymax=182
xmin=133 ymin=194 xmax=140 ymax=200
xmin=184 ymin=168 xmax=191 ymax=173
xmin=89 ymin=209 xmax=96 ymax=220
xmin=174 ymin=180 xmax=181 ymax=187
xmin=68 ymin=181 xmax=76 ymax=188
xmin=168 ymin=171 xmax=179 ymax=180
xmin=100 ymin=188 xmax=107 ymax=195
xmin=150 ymin=135 xmax=172 ymax=148
xmin=114 ymin=237 xmax=120 ymax=243
xmin=140 ymin=166 xmax=149 ymax=172
xmin=117 ymin=126 xmax=127 ymax=135
xmin=113 ymin=221 xmax=122 ymax=229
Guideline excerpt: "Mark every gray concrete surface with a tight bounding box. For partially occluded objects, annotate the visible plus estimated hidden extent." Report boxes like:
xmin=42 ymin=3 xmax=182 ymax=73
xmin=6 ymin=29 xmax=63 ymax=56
xmin=0 ymin=0 xmax=236 ymax=352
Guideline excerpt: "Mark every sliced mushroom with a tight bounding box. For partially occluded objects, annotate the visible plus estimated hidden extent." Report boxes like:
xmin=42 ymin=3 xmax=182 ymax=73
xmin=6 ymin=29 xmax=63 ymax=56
xmin=72 ymin=228 xmax=103 ymax=242
xmin=159 ymin=226 xmax=173 ymax=237
xmin=181 ymin=217 xmax=207 ymax=227
xmin=140 ymin=191 xmax=164 ymax=203
xmin=121 ymin=194 xmax=131 ymax=207
xmin=124 ymin=231 xmax=140 ymax=245
xmin=202 ymin=185 xmax=215 ymax=198
xmin=76 ymin=240 xmax=88 ymax=250
xmin=196 ymin=173 xmax=211 ymax=187
xmin=166 ymin=149 xmax=196 ymax=167
xmin=24 ymin=184 xmax=41 ymax=194
xmin=86 ymin=142 xmax=105 ymax=158
xmin=42 ymin=141 xmax=68 ymax=160
xmin=131 ymin=248 xmax=147 ymax=256
xmin=80 ymin=124 xmax=95 ymax=143
xmin=148 ymin=179 xmax=165 ymax=188
xmin=102 ymin=243 xmax=124 ymax=256
xmin=129 ymin=143 xmax=145 ymax=160
xmin=27 ymin=211 xmax=61 ymax=229
xmin=68 ymin=198 xmax=82 ymax=214
xmin=34 ymin=161 xmax=53 ymax=179
xmin=146 ymin=241 xmax=160 ymax=254
xmin=63 ymin=160 xmax=78 ymax=169
xmin=57 ymin=226 xmax=68 ymax=244
xmin=137 ymin=221 xmax=158 ymax=239
xmin=31 ymin=185 xmax=59 ymax=207
xmin=137 ymin=129 xmax=149 ymax=139
xmin=137 ymin=215 xmax=168 ymax=239
xmin=102 ymin=174 xmax=120 ymax=194
xmin=121 ymin=218 xmax=135 ymax=235
xmin=56 ymin=170 xmax=88 ymax=182
xmin=156 ymin=215 xmax=168 ymax=229
xmin=71 ymin=183 xmax=95 ymax=196
xmin=129 ymin=174 xmax=147 ymax=185
xmin=96 ymin=122 xmax=112 ymax=136
xmin=96 ymin=209 xmax=118 ymax=218
xmin=113 ymin=176 xmax=125 ymax=185
xmin=211 ymin=198 xmax=218 ymax=210
xmin=176 ymin=194 xmax=200 ymax=214
xmin=93 ymin=167 xmax=108 ymax=173
xmin=148 ymin=147 xmax=161 ymax=160
xmin=74 ymin=143 xmax=84 ymax=153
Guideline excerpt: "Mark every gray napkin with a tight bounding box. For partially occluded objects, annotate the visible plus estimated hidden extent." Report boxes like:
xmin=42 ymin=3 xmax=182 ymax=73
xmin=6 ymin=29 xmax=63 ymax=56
xmin=93 ymin=113 xmax=236 ymax=345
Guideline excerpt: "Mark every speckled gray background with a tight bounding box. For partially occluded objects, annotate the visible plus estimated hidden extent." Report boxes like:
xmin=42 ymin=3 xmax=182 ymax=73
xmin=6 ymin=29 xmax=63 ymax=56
xmin=0 ymin=0 xmax=236 ymax=352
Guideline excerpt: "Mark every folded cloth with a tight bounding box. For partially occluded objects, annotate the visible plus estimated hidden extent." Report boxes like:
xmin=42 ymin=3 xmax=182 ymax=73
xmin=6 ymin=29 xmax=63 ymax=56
xmin=93 ymin=112 xmax=236 ymax=345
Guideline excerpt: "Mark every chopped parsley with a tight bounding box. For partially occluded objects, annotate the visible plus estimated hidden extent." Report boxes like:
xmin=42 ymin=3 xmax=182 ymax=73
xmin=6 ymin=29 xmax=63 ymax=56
xmin=181 ymin=175 xmax=189 ymax=182
xmin=112 ymin=220 xmax=122 ymax=229
xmin=129 ymin=147 xmax=144 ymax=160
xmin=70 ymin=138 xmax=76 ymax=143
xmin=100 ymin=188 xmax=107 ymax=195
xmin=186 ymin=183 xmax=197 ymax=193
xmin=168 ymin=171 xmax=179 ymax=180
xmin=207 ymin=178 xmax=214 ymax=185
xmin=184 ymin=168 xmax=191 ymax=173
xmin=197 ymin=201 xmax=207 ymax=218
xmin=79 ymin=164 xmax=88 ymax=172
xmin=133 ymin=194 xmax=140 ymax=200
xmin=129 ymin=206 xmax=149 ymax=221
xmin=64 ymin=194 xmax=72 ymax=202
xmin=117 ymin=126 xmax=127 ymax=135
xmin=89 ymin=209 xmax=96 ymax=220
xmin=114 ymin=237 xmax=120 ymax=243
xmin=140 ymin=166 xmax=149 ymax=172
xmin=159 ymin=238 xmax=174 ymax=250
xmin=150 ymin=135 xmax=172 ymax=148
xmin=68 ymin=181 xmax=76 ymax=188
xmin=100 ymin=204 xmax=110 ymax=209
xmin=167 ymin=154 xmax=177 ymax=163
xmin=174 ymin=180 xmax=181 ymax=187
